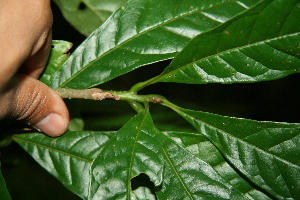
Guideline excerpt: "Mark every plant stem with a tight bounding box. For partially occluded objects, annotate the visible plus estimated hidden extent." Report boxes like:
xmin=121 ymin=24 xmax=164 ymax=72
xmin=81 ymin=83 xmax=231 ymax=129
xmin=54 ymin=88 xmax=121 ymax=100
xmin=54 ymin=87 xmax=181 ymax=115
xmin=53 ymin=88 xmax=165 ymax=105
xmin=114 ymin=91 xmax=164 ymax=104
xmin=129 ymin=76 xmax=159 ymax=93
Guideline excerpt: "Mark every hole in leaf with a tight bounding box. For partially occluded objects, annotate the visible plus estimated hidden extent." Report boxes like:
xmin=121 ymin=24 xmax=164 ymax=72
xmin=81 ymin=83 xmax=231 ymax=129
xmin=78 ymin=2 xmax=87 ymax=10
xmin=131 ymin=173 xmax=160 ymax=199
xmin=51 ymin=44 xmax=55 ymax=48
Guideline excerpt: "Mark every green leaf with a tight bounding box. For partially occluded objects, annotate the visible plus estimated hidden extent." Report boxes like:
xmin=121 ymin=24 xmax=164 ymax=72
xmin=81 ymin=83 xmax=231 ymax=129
xmin=164 ymin=131 xmax=272 ymax=200
xmin=0 ymin=169 xmax=11 ymax=200
xmin=152 ymin=0 xmax=300 ymax=84
xmin=13 ymin=131 xmax=113 ymax=199
xmin=40 ymin=40 xmax=72 ymax=86
xmin=172 ymin=106 xmax=300 ymax=199
xmin=13 ymin=113 xmax=274 ymax=199
xmin=132 ymin=186 xmax=156 ymax=200
xmin=53 ymin=0 xmax=128 ymax=36
xmin=89 ymin=110 xmax=250 ymax=199
xmin=157 ymin=135 xmax=248 ymax=199
xmin=49 ymin=0 xmax=260 ymax=89
xmin=68 ymin=117 xmax=85 ymax=131
xmin=88 ymin=110 xmax=164 ymax=199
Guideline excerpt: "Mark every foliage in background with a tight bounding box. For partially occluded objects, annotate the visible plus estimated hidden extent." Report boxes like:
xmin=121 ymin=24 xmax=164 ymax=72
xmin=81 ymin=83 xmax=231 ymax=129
xmin=53 ymin=0 xmax=128 ymax=36
xmin=1 ymin=0 xmax=300 ymax=199
xmin=0 ymin=170 xmax=11 ymax=200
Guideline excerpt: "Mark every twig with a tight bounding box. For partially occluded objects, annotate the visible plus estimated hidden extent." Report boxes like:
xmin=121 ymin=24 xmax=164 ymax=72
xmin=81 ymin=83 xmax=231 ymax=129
xmin=54 ymin=88 xmax=121 ymax=100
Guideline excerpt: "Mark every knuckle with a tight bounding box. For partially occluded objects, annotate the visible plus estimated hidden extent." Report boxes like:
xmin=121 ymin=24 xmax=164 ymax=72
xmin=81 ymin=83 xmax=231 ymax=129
xmin=11 ymin=85 xmax=49 ymax=124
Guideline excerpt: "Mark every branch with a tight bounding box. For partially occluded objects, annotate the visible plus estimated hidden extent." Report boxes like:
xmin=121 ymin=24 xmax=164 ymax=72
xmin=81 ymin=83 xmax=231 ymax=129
xmin=54 ymin=88 xmax=165 ymax=106
xmin=54 ymin=88 xmax=121 ymax=100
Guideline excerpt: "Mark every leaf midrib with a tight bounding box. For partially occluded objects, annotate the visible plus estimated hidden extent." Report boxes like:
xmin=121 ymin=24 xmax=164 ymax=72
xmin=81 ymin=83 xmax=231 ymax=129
xmin=82 ymin=0 xmax=109 ymax=22
xmin=127 ymin=111 xmax=147 ymax=198
xmin=13 ymin=136 xmax=92 ymax=163
xmin=161 ymin=146 xmax=195 ymax=200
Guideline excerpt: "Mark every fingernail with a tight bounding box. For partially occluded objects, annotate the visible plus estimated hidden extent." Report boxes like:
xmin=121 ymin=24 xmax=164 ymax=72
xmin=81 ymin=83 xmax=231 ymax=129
xmin=34 ymin=113 xmax=67 ymax=136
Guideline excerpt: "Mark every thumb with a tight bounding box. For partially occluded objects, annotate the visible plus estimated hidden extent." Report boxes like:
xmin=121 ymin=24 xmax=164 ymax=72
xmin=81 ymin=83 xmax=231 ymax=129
xmin=1 ymin=74 xmax=69 ymax=137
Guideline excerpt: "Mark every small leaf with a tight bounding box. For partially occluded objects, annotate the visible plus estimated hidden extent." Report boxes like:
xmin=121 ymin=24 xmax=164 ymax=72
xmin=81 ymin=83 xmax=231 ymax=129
xmin=40 ymin=40 xmax=72 ymax=86
xmin=152 ymin=0 xmax=300 ymax=84
xmin=50 ymin=0 xmax=260 ymax=89
xmin=68 ymin=117 xmax=85 ymax=131
xmin=89 ymin=110 xmax=250 ymax=199
xmin=13 ymin=131 xmax=113 ymax=199
xmin=174 ymin=107 xmax=300 ymax=199
xmin=0 ymin=169 xmax=11 ymax=200
xmin=53 ymin=0 xmax=128 ymax=36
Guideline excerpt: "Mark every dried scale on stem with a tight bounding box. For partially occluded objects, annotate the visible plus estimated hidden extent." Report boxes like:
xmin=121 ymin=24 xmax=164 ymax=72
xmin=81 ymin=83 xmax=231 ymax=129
xmin=54 ymin=88 xmax=121 ymax=100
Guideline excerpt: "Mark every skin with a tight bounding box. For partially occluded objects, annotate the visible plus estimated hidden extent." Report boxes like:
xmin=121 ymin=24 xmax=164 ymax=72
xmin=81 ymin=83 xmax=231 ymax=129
xmin=0 ymin=0 xmax=69 ymax=136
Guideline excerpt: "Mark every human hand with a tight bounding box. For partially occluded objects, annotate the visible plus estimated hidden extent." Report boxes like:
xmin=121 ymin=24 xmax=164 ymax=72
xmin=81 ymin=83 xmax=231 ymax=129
xmin=0 ymin=0 xmax=69 ymax=136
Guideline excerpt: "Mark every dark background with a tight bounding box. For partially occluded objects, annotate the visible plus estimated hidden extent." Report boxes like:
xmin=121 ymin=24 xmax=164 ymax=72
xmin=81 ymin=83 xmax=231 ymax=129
xmin=1 ymin=2 xmax=299 ymax=199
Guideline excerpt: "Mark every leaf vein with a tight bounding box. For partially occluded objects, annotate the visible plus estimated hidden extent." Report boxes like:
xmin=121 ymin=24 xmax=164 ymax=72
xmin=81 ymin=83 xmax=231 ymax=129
xmin=176 ymin=109 xmax=300 ymax=170
xmin=127 ymin=111 xmax=148 ymax=197
xmin=264 ymin=40 xmax=300 ymax=60
xmin=13 ymin=136 xmax=93 ymax=163
xmin=162 ymin=147 xmax=195 ymax=200
xmin=278 ymin=1 xmax=299 ymax=36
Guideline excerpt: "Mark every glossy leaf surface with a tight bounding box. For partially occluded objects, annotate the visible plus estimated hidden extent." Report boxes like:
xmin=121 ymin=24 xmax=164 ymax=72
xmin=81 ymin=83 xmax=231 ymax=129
xmin=14 ymin=114 xmax=289 ymax=199
xmin=88 ymin=110 xmax=164 ymax=199
xmin=40 ymin=40 xmax=72 ymax=86
xmin=173 ymin=106 xmax=300 ymax=199
xmin=13 ymin=131 xmax=113 ymax=199
xmin=164 ymin=132 xmax=272 ymax=200
xmin=53 ymin=0 xmax=128 ymax=36
xmin=50 ymin=0 xmax=260 ymax=89
xmin=152 ymin=0 xmax=300 ymax=84
xmin=89 ymin=110 xmax=249 ymax=199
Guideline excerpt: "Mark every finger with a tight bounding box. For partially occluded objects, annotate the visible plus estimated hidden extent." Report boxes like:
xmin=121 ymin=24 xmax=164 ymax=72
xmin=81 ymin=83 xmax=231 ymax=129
xmin=20 ymin=28 xmax=53 ymax=78
xmin=0 ymin=0 xmax=53 ymax=82
xmin=0 ymin=74 xmax=69 ymax=137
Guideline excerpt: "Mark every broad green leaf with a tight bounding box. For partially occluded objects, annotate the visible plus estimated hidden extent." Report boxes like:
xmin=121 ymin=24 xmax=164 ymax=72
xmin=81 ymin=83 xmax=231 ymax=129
xmin=89 ymin=110 xmax=250 ymax=199
xmin=164 ymin=131 xmax=272 ymax=200
xmin=40 ymin=40 xmax=72 ymax=86
xmin=157 ymin=134 xmax=247 ymax=199
xmin=0 ymin=169 xmax=11 ymax=200
xmin=89 ymin=110 xmax=164 ymax=199
xmin=13 ymin=131 xmax=113 ymax=199
xmin=152 ymin=0 xmax=300 ymax=84
xmin=53 ymin=0 xmax=128 ymax=36
xmin=50 ymin=0 xmax=260 ymax=89
xmin=172 ymin=106 xmax=300 ymax=199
